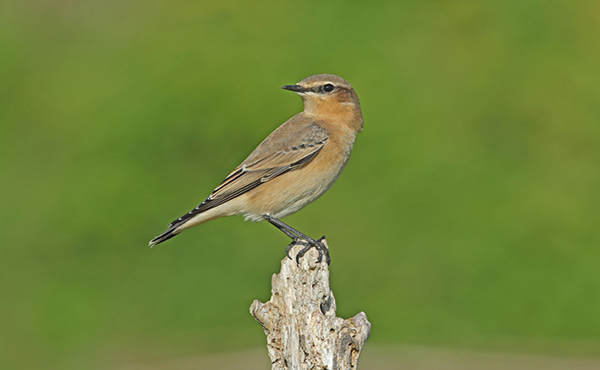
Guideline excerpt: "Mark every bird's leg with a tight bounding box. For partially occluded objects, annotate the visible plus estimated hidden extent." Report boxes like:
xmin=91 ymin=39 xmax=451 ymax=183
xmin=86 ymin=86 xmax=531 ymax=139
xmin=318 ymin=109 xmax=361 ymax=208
xmin=263 ymin=214 xmax=330 ymax=264
xmin=263 ymin=215 xmax=308 ymax=260
xmin=263 ymin=214 xmax=301 ymax=240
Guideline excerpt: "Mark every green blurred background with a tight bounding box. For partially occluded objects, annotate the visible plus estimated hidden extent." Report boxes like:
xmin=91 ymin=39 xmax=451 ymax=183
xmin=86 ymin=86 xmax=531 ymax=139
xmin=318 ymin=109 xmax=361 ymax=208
xmin=1 ymin=0 xmax=599 ymax=369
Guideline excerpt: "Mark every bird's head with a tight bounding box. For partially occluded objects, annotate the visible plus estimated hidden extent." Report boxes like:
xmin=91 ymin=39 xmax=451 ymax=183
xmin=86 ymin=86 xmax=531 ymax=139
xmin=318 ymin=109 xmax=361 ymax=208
xmin=282 ymin=74 xmax=363 ymax=132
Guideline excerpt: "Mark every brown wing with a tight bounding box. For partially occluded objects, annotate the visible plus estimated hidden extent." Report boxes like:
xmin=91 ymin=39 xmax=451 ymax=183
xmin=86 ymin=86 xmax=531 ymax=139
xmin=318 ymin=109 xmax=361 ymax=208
xmin=169 ymin=121 xmax=328 ymax=226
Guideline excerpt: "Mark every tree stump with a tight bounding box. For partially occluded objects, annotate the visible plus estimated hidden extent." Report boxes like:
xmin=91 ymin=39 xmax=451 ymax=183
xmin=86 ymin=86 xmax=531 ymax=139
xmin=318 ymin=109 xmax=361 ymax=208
xmin=250 ymin=239 xmax=371 ymax=370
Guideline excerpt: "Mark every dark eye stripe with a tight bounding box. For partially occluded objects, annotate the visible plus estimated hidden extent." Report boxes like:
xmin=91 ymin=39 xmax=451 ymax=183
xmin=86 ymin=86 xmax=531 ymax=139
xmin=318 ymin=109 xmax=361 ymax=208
xmin=311 ymin=83 xmax=336 ymax=94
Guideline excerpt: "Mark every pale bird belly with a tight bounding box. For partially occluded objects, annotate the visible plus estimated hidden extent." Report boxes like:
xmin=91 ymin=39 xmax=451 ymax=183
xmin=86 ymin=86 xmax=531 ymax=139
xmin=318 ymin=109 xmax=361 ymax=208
xmin=241 ymin=155 xmax=349 ymax=221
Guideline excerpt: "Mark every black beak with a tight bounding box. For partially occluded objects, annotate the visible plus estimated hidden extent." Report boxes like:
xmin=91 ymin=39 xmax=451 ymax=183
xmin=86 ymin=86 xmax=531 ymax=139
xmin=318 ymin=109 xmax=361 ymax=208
xmin=282 ymin=85 xmax=307 ymax=93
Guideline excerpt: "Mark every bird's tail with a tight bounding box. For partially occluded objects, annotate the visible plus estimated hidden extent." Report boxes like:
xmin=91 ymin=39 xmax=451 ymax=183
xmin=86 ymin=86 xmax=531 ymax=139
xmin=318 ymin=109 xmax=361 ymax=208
xmin=149 ymin=226 xmax=180 ymax=247
xmin=149 ymin=196 xmax=219 ymax=247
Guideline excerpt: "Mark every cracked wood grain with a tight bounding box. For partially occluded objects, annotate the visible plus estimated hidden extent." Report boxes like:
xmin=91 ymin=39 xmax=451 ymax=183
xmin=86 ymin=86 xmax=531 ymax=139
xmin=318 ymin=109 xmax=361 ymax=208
xmin=250 ymin=239 xmax=371 ymax=370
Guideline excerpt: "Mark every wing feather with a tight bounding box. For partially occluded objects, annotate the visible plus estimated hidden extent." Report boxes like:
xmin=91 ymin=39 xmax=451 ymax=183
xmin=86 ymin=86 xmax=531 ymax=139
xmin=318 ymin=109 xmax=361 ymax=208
xmin=169 ymin=122 xmax=328 ymax=227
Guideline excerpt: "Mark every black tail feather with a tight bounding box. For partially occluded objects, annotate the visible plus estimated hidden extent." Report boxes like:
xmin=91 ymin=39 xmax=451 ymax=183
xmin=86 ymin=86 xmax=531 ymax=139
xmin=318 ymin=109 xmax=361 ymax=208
xmin=149 ymin=227 xmax=179 ymax=247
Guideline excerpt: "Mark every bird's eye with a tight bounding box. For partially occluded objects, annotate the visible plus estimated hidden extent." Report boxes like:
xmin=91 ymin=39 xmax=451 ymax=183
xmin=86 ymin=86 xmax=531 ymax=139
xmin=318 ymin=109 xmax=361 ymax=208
xmin=323 ymin=84 xmax=334 ymax=93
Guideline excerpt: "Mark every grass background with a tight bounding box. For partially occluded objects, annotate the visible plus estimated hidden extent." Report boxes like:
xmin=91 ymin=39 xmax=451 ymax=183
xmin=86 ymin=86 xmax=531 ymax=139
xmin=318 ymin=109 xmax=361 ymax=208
xmin=1 ymin=0 xmax=599 ymax=369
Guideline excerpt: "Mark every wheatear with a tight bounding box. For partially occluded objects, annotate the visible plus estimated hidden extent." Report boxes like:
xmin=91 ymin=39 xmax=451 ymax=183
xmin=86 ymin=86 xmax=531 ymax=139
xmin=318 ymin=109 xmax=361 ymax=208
xmin=150 ymin=74 xmax=363 ymax=263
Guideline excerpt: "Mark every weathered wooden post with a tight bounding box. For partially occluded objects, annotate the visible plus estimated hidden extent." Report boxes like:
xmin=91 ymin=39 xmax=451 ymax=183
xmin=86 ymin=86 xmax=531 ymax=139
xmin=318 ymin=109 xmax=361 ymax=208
xmin=250 ymin=239 xmax=371 ymax=369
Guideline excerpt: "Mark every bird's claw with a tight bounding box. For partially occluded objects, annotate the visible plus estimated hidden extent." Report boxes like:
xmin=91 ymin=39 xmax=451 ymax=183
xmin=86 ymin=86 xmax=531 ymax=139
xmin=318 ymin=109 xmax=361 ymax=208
xmin=286 ymin=239 xmax=308 ymax=260
xmin=294 ymin=238 xmax=330 ymax=265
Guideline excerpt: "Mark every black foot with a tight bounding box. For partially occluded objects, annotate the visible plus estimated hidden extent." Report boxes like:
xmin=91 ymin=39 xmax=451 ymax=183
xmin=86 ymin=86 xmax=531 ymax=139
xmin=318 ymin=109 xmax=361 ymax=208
xmin=317 ymin=236 xmax=330 ymax=265
xmin=295 ymin=237 xmax=330 ymax=265
xmin=286 ymin=240 xmax=308 ymax=260
xmin=285 ymin=241 xmax=295 ymax=260
xmin=262 ymin=214 xmax=330 ymax=264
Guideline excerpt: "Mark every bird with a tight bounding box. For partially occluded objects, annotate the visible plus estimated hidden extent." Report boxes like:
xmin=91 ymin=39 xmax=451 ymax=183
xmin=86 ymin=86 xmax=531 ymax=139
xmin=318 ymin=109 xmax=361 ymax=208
xmin=149 ymin=74 xmax=363 ymax=264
